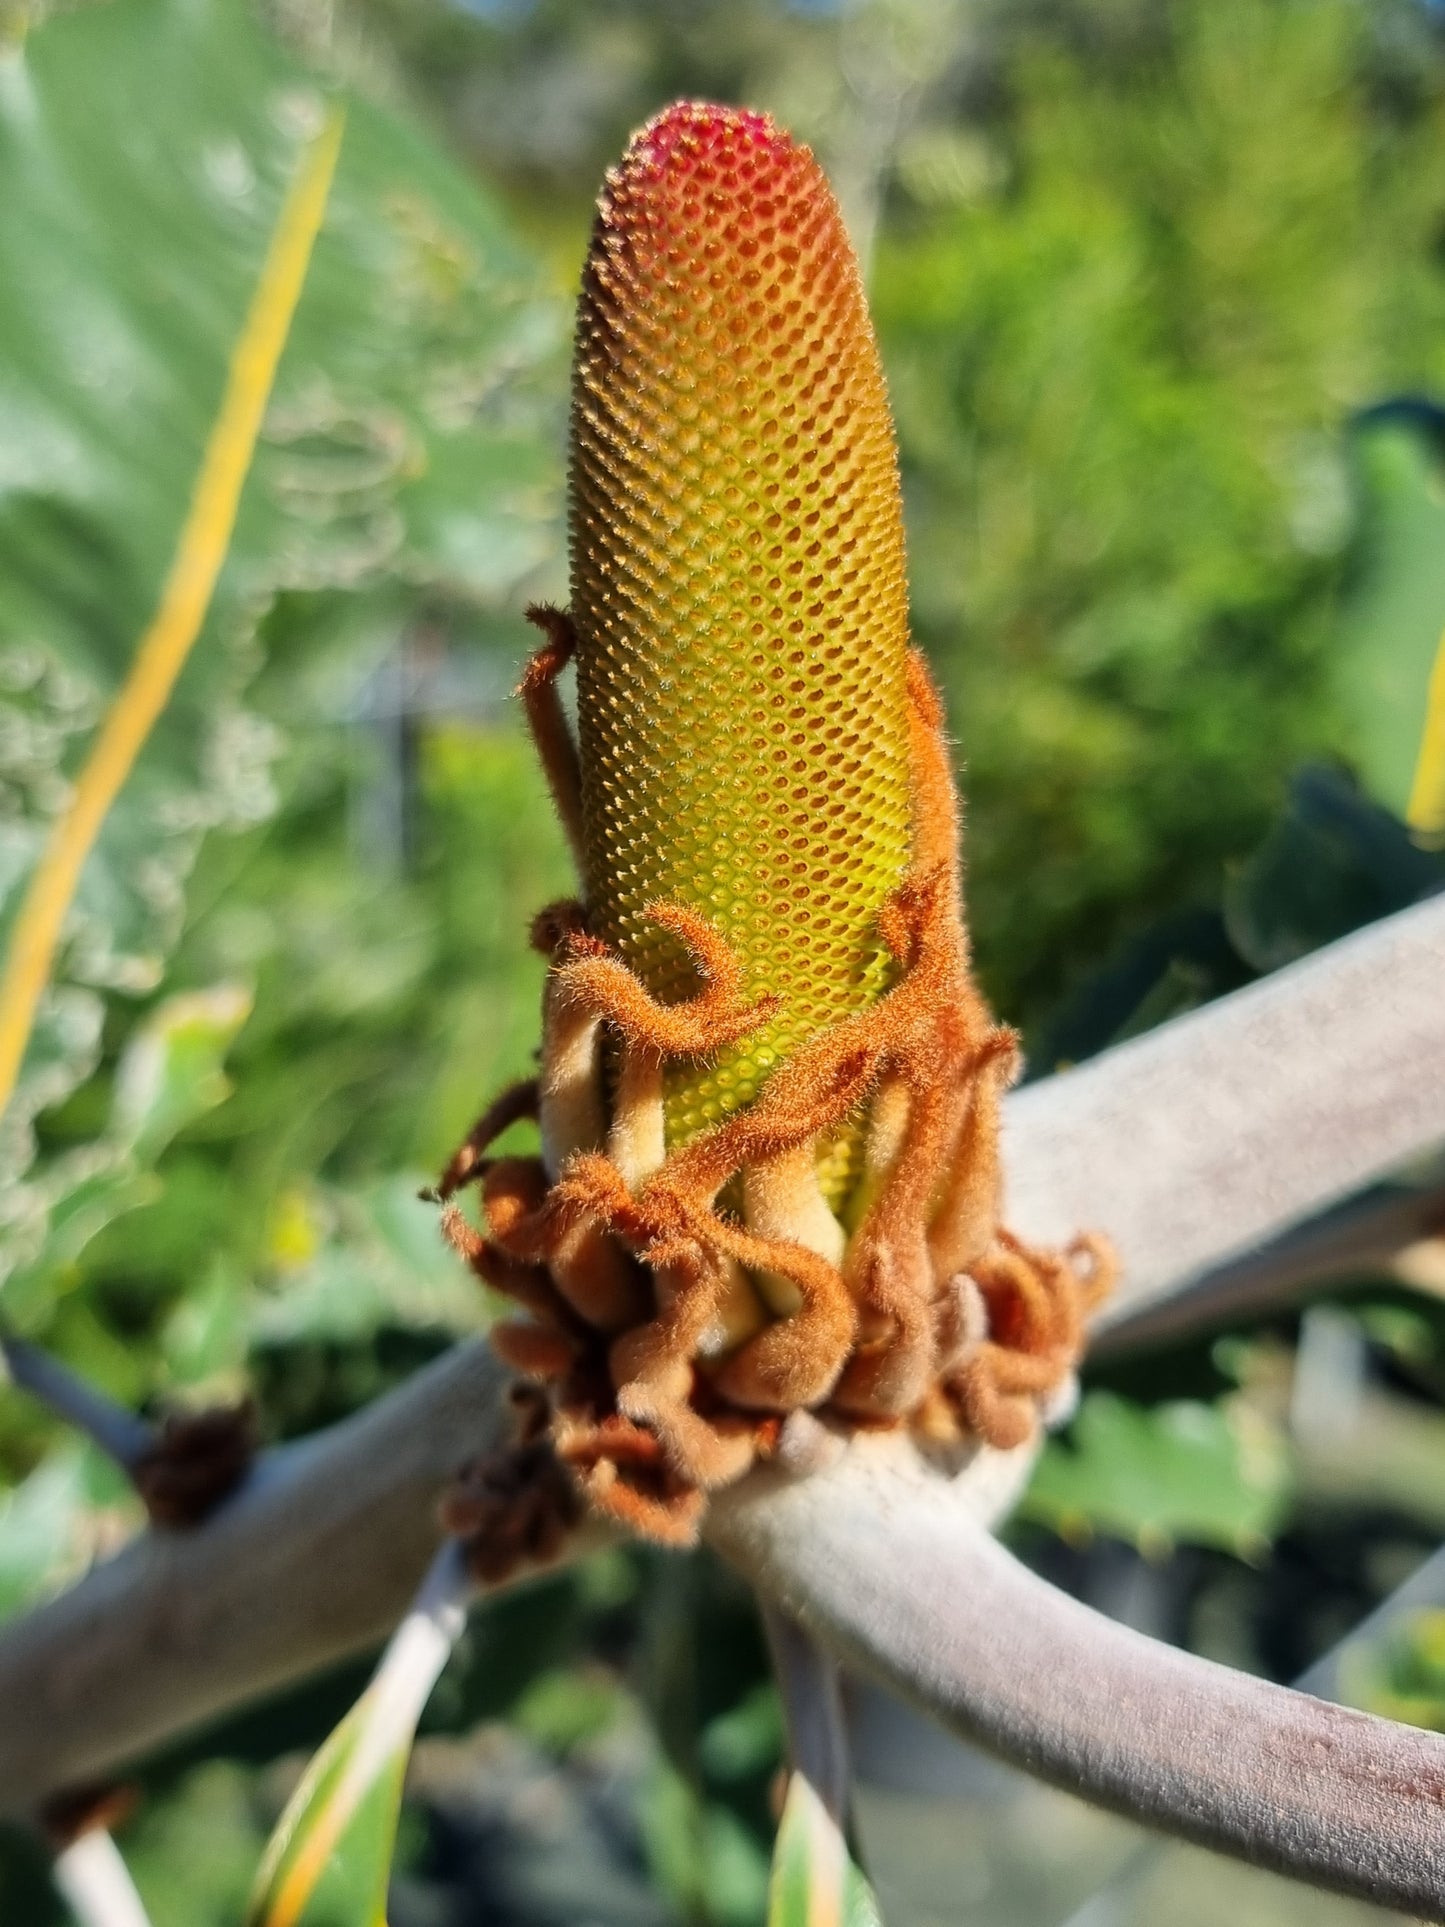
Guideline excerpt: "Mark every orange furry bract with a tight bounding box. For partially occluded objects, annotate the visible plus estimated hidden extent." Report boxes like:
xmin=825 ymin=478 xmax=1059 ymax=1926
xmin=435 ymin=102 xmax=1112 ymax=1552
xmin=570 ymin=102 xmax=913 ymax=1174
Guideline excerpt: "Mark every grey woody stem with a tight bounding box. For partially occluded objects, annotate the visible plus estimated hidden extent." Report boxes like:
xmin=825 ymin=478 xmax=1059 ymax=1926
xmin=1092 ymin=1173 xmax=1445 ymax=1358
xmin=0 ymin=1341 xmax=522 ymax=1812
xmin=0 ymin=891 xmax=1441 ymax=1871
xmin=709 ymin=1440 xmax=1445 ymax=1920
xmin=763 ymin=1602 xmax=851 ymax=1826
xmin=1059 ymin=1532 xmax=1445 ymax=1927
xmin=1 ymin=1336 xmax=154 ymax=1472
xmin=1007 ymin=892 xmax=1445 ymax=1329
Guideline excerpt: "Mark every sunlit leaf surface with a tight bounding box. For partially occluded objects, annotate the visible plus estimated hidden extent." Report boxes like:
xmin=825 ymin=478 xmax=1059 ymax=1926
xmin=0 ymin=0 xmax=561 ymax=1273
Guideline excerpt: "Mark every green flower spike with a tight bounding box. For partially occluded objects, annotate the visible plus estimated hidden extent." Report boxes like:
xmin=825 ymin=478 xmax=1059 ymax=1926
xmin=437 ymin=102 xmax=1112 ymax=1545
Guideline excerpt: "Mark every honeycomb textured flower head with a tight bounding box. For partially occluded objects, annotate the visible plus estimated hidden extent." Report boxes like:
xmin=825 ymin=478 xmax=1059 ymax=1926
xmin=434 ymin=102 xmax=1115 ymax=1545
xmin=570 ymin=101 xmax=913 ymax=1177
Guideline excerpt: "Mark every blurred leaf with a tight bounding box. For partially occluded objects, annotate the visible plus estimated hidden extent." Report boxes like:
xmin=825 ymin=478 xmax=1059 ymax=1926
xmin=0 ymin=0 xmax=561 ymax=1271
xmin=700 ymin=1683 xmax=784 ymax=1784
xmin=1355 ymin=1303 xmax=1437 ymax=1367
xmin=247 ymin=1176 xmax=487 ymax=1349
xmin=0 ymin=1437 xmax=138 ymax=1617
xmin=0 ymin=1444 xmax=85 ymax=1618
xmin=1021 ymin=1391 xmax=1290 ymax=1558
xmin=1334 ymin=419 xmax=1445 ymax=819
xmin=113 ymin=985 xmax=253 ymax=1163
xmin=1030 ymin=907 xmax=1246 ymax=1074
xmin=248 ymin=1690 xmax=404 ymax=1927
xmin=1033 ymin=753 xmax=1445 ymax=1076
xmin=1222 ymin=763 xmax=1445 ymax=973
xmin=1409 ymin=620 xmax=1445 ymax=837
xmin=1347 ymin=1606 xmax=1445 ymax=1733
xmin=119 ymin=1761 xmax=270 ymax=1927
xmin=2 ymin=986 xmax=250 ymax=1327
xmin=767 ymin=1772 xmax=882 ymax=1927
xmin=873 ymin=0 xmax=1445 ymax=1024
xmin=512 ymin=1664 xmax=625 ymax=1757
xmin=247 ymin=1546 xmax=467 ymax=1927
xmin=158 ymin=1257 xmax=252 ymax=1391
xmin=640 ymin=1756 xmax=771 ymax=1927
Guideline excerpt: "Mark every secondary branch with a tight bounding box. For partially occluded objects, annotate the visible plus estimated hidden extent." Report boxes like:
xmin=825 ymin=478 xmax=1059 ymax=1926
xmin=710 ymin=1437 xmax=1445 ymax=1918
xmin=1007 ymin=891 xmax=1445 ymax=1327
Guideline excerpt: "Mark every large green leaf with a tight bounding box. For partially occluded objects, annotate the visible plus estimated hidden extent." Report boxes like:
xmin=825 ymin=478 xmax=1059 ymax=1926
xmin=0 ymin=0 xmax=562 ymax=1270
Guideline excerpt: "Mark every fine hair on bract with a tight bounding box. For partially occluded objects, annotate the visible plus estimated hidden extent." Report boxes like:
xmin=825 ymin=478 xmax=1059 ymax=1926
xmin=436 ymin=102 xmax=1112 ymax=1544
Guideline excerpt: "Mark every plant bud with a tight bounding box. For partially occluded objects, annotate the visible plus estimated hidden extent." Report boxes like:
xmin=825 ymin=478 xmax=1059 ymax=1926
xmin=569 ymin=102 xmax=913 ymax=1178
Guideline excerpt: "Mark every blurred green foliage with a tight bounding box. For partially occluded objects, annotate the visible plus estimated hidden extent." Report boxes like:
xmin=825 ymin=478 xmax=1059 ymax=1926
xmin=1352 ymin=1606 xmax=1445 ymax=1733
xmin=1333 ymin=419 xmax=1445 ymax=816
xmin=1023 ymin=1389 xmax=1291 ymax=1561
xmin=875 ymin=0 xmax=1445 ymax=1015
xmin=349 ymin=0 xmax=1445 ymax=1016
xmin=3 ymin=0 xmax=1445 ymax=1920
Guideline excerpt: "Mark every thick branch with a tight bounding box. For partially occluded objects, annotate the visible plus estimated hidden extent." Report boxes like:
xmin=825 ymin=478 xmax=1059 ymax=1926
xmin=1093 ymin=1175 xmax=1445 ymax=1358
xmin=1006 ymin=893 xmax=1445 ymax=1327
xmin=1058 ymin=1533 xmax=1445 ymax=1926
xmin=708 ymin=1439 xmax=1445 ymax=1919
xmin=0 ymin=1341 xmax=516 ymax=1813
xmin=0 ymin=895 xmax=1441 ymax=1819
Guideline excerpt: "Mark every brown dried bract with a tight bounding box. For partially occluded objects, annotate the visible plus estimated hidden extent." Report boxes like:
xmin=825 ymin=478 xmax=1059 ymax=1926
xmin=441 ymin=1385 xmax=586 ymax=1585
xmin=434 ymin=628 xmax=1114 ymax=1545
xmin=39 ymin=1780 xmax=140 ymax=1850
xmin=132 ymin=1399 xmax=257 ymax=1530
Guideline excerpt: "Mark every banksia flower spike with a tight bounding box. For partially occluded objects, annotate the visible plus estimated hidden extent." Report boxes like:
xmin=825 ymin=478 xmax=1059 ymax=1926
xmin=438 ymin=103 xmax=1113 ymax=1544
